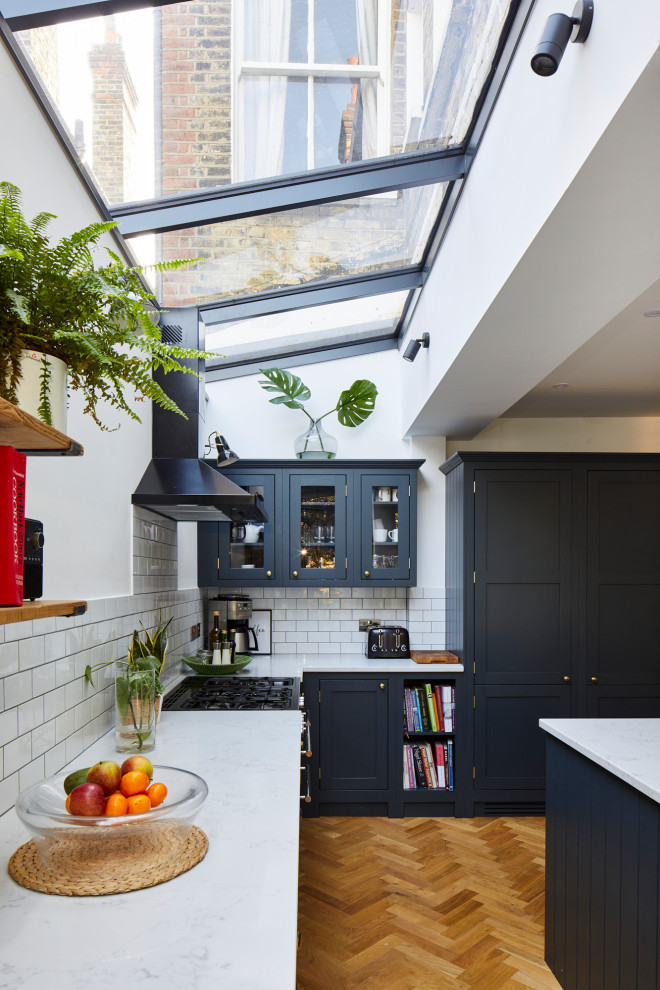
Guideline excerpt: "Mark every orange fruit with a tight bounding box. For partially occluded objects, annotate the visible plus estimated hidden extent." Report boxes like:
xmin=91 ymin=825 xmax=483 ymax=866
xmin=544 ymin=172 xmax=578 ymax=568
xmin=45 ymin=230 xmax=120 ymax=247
xmin=126 ymin=793 xmax=151 ymax=815
xmin=105 ymin=792 xmax=129 ymax=816
xmin=120 ymin=770 xmax=150 ymax=797
xmin=65 ymin=794 xmax=72 ymax=813
xmin=146 ymin=782 xmax=167 ymax=808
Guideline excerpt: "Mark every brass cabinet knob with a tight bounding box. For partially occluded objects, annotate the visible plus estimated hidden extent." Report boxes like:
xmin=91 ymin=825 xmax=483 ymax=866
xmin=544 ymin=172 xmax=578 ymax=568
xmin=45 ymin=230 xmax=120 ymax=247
xmin=293 ymin=570 xmax=298 ymax=578
xmin=563 ymin=675 xmax=571 ymax=683
xmin=591 ymin=676 xmax=598 ymax=684
xmin=364 ymin=570 xmax=370 ymax=578
xmin=266 ymin=570 xmax=272 ymax=578
xmin=379 ymin=683 xmax=385 ymax=690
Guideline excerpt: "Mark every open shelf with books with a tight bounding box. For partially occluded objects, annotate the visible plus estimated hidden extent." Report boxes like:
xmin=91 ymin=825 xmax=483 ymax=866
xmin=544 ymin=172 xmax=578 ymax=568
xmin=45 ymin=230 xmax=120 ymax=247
xmin=403 ymin=680 xmax=456 ymax=795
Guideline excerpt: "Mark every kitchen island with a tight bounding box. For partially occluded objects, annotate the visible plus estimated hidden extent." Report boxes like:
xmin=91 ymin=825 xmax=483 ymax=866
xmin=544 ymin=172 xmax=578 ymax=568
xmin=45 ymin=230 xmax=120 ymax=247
xmin=0 ymin=654 xmax=460 ymax=990
xmin=540 ymin=718 xmax=660 ymax=990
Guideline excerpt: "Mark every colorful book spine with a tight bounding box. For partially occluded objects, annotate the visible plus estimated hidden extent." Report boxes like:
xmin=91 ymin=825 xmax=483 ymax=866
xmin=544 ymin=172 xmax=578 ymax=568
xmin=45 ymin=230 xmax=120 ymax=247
xmin=433 ymin=684 xmax=445 ymax=730
xmin=424 ymin=683 xmax=438 ymax=731
xmin=434 ymin=742 xmax=446 ymax=789
xmin=440 ymin=684 xmax=453 ymax=729
xmin=447 ymin=738 xmax=454 ymax=790
xmin=417 ymin=687 xmax=430 ymax=731
xmin=424 ymin=742 xmax=438 ymax=788
xmin=404 ymin=689 xmax=415 ymax=732
xmin=0 ymin=446 xmax=26 ymax=606
xmin=412 ymin=690 xmax=422 ymax=731
xmin=411 ymin=745 xmax=427 ymax=788
xmin=419 ymin=744 xmax=434 ymax=787
xmin=451 ymin=685 xmax=456 ymax=730
xmin=403 ymin=744 xmax=415 ymax=789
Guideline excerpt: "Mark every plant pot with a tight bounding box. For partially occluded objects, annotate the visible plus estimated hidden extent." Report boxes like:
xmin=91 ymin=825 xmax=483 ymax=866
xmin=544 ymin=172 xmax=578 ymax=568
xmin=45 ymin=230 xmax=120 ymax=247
xmin=115 ymin=667 xmax=156 ymax=753
xmin=294 ymin=420 xmax=338 ymax=460
xmin=14 ymin=349 xmax=67 ymax=432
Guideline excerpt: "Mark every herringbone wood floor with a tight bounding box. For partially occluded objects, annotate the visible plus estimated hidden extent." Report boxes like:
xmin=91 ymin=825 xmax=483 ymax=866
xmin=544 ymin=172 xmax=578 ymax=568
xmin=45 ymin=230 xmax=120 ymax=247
xmin=297 ymin=817 xmax=561 ymax=990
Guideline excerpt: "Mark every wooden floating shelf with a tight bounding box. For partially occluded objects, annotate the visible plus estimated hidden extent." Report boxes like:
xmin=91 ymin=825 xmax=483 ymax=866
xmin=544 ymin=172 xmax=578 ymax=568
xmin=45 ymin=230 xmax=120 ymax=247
xmin=0 ymin=398 xmax=83 ymax=455
xmin=0 ymin=600 xmax=87 ymax=625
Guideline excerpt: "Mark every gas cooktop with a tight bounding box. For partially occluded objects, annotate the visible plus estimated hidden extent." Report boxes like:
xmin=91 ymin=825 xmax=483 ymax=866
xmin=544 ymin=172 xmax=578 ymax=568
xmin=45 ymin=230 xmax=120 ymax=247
xmin=163 ymin=676 xmax=300 ymax=712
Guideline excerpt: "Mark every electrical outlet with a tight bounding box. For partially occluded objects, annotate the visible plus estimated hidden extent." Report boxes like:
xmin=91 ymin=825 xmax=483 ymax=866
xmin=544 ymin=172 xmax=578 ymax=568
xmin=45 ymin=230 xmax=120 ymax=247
xmin=358 ymin=618 xmax=381 ymax=632
xmin=190 ymin=623 xmax=200 ymax=641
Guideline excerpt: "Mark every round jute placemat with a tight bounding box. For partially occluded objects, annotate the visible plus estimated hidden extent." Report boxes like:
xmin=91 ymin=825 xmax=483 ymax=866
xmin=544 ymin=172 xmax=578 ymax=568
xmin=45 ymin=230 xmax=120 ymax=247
xmin=7 ymin=825 xmax=208 ymax=896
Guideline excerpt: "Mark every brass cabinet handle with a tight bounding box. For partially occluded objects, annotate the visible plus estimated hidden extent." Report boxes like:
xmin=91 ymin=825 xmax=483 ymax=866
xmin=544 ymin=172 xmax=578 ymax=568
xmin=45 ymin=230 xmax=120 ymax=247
xmin=293 ymin=570 xmax=298 ymax=578
xmin=379 ymin=683 xmax=385 ymax=690
xmin=266 ymin=570 xmax=272 ymax=578
xmin=591 ymin=676 xmax=598 ymax=684
xmin=364 ymin=570 xmax=370 ymax=578
xmin=563 ymin=675 xmax=571 ymax=684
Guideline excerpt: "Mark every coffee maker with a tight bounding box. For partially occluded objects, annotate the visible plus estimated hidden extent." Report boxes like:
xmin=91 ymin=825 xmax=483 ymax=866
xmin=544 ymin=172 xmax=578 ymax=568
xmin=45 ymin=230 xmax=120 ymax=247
xmin=207 ymin=594 xmax=259 ymax=653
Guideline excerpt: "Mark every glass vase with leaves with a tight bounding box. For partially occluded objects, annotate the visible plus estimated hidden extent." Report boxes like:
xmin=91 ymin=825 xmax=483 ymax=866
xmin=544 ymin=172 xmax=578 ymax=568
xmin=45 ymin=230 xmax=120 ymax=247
xmin=85 ymin=647 xmax=161 ymax=753
xmin=258 ymin=368 xmax=378 ymax=459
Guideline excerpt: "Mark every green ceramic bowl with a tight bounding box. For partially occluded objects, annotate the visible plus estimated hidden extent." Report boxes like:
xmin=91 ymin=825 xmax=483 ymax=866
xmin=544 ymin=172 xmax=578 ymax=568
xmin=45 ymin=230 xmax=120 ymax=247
xmin=182 ymin=655 xmax=251 ymax=676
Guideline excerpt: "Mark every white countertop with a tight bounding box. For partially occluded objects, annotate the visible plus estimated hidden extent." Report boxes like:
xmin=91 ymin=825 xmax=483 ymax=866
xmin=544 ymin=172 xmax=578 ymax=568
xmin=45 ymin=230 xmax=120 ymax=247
xmin=242 ymin=653 xmax=464 ymax=678
xmin=540 ymin=718 xmax=660 ymax=805
xmin=0 ymin=710 xmax=303 ymax=990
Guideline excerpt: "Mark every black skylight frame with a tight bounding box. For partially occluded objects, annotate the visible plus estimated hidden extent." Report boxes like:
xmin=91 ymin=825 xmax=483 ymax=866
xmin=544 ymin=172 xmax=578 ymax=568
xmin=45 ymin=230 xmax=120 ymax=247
xmin=0 ymin=0 xmax=537 ymax=372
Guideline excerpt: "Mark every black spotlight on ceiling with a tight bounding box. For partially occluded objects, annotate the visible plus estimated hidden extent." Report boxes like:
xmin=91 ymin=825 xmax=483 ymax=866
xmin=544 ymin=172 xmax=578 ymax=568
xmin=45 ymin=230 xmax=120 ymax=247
xmin=531 ymin=0 xmax=594 ymax=77
xmin=402 ymin=332 xmax=430 ymax=363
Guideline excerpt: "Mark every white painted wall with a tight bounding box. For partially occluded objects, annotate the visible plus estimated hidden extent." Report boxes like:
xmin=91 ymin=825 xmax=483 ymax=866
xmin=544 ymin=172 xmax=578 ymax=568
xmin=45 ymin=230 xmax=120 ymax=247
xmin=401 ymin=0 xmax=660 ymax=437
xmin=205 ymin=351 xmax=447 ymax=587
xmin=446 ymin=417 xmax=660 ymax=457
xmin=0 ymin=40 xmax=152 ymax=599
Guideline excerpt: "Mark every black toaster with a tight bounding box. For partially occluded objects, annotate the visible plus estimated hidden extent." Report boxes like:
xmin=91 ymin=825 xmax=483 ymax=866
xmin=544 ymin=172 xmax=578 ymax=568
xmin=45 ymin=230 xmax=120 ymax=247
xmin=366 ymin=625 xmax=410 ymax=659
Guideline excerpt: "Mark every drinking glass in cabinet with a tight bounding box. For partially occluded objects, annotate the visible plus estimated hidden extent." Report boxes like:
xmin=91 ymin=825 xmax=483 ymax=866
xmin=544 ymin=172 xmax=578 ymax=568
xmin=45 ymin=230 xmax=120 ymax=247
xmin=300 ymin=486 xmax=336 ymax=569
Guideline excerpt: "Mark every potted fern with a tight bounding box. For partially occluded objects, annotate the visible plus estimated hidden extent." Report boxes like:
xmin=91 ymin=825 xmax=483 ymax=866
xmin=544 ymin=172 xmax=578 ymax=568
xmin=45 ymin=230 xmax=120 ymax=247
xmin=258 ymin=367 xmax=378 ymax=458
xmin=0 ymin=181 xmax=211 ymax=431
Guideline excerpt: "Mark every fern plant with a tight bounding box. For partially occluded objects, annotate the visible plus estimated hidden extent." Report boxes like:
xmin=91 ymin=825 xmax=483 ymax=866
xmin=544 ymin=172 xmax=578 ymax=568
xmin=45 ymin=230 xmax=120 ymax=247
xmin=0 ymin=181 xmax=213 ymax=429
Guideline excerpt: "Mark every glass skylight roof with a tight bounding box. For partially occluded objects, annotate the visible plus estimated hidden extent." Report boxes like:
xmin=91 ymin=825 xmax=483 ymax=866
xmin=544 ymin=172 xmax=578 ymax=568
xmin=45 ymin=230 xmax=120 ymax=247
xmin=15 ymin=0 xmax=511 ymax=205
xmin=4 ymin=0 xmax=519 ymax=368
xmin=204 ymin=290 xmax=409 ymax=370
xmin=134 ymin=183 xmax=446 ymax=308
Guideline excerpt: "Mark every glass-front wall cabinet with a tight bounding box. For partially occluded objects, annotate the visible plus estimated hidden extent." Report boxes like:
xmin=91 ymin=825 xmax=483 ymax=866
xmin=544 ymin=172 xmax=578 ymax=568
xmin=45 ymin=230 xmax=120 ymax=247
xmin=287 ymin=473 xmax=349 ymax=584
xmin=359 ymin=473 xmax=412 ymax=583
xmin=198 ymin=472 xmax=277 ymax=586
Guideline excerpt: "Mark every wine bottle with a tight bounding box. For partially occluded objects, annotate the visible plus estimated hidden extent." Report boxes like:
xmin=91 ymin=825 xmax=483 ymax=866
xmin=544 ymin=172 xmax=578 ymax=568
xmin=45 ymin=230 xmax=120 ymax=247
xmin=208 ymin=611 xmax=222 ymax=652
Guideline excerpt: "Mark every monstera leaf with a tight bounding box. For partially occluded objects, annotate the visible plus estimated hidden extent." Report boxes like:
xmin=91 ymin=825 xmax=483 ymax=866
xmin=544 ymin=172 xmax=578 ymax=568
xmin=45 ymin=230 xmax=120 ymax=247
xmin=258 ymin=368 xmax=312 ymax=411
xmin=335 ymin=379 xmax=378 ymax=428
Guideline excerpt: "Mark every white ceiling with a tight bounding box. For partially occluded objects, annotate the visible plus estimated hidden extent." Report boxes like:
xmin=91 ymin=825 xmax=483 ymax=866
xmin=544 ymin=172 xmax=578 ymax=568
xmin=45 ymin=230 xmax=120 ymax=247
xmin=503 ymin=277 xmax=660 ymax=417
xmin=404 ymin=42 xmax=660 ymax=440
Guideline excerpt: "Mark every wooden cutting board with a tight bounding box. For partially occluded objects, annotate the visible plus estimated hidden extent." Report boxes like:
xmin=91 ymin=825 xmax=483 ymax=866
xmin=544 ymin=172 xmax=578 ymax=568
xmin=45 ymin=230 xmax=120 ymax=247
xmin=410 ymin=650 xmax=459 ymax=664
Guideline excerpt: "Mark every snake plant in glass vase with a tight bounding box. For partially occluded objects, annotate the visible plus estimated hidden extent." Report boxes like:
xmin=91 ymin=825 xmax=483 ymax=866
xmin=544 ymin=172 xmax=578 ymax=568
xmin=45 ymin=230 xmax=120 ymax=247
xmin=258 ymin=368 xmax=378 ymax=459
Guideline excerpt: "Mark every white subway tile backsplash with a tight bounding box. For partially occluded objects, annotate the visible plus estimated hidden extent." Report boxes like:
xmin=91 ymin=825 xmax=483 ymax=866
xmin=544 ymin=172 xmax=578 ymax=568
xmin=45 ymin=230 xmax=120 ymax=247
xmin=45 ymin=741 xmax=67 ymax=777
xmin=0 ymin=709 xmax=18 ymax=747
xmin=32 ymin=719 xmax=56 ymax=758
xmin=18 ymin=697 xmax=44 ymax=735
xmin=4 ymin=670 xmax=32 ymax=710
xmin=0 ymin=641 xmax=19 ymax=678
xmin=4 ymin=733 xmax=32 ymax=775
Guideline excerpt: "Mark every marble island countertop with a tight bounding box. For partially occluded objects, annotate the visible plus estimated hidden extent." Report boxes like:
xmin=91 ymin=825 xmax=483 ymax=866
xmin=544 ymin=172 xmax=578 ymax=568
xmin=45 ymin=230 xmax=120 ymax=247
xmin=540 ymin=718 xmax=660 ymax=805
xmin=237 ymin=652 xmax=465 ymax=678
xmin=0 ymin=710 xmax=303 ymax=990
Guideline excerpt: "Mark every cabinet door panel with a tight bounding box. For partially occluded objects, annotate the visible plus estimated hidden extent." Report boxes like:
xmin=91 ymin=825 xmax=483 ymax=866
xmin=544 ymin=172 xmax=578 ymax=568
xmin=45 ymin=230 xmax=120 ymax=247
xmin=287 ymin=474 xmax=349 ymax=584
xmin=319 ymin=678 xmax=388 ymax=790
xmin=586 ymin=684 xmax=660 ymax=718
xmin=474 ymin=471 xmax=574 ymax=684
xmin=217 ymin=472 xmax=277 ymax=584
xmin=587 ymin=472 xmax=660 ymax=684
xmin=474 ymin=686 xmax=571 ymax=789
xmin=358 ymin=473 xmax=411 ymax=583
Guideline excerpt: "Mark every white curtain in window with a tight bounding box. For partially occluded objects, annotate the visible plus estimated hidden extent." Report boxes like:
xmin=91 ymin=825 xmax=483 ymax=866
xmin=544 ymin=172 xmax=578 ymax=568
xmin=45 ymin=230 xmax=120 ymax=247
xmin=356 ymin=0 xmax=378 ymax=159
xmin=243 ymin=0 xmax=292 ymax=180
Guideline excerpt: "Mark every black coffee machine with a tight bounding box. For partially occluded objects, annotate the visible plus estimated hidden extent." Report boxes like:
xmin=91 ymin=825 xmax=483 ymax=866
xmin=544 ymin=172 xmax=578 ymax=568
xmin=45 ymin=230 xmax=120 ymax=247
xmin=207 ymin=594 xmax=259 ymax=653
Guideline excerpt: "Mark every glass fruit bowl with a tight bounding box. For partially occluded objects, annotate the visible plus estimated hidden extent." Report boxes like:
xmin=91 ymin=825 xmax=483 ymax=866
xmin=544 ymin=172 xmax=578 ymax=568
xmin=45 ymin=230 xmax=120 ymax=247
xmin=15 ymin=765 xmax=208 ymax=878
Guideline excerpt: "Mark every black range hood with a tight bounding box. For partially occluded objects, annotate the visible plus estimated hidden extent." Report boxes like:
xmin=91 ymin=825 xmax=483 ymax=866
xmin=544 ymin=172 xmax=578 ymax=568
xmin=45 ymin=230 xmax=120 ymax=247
xmin=131 ymin=310 xmax=266 ymax=524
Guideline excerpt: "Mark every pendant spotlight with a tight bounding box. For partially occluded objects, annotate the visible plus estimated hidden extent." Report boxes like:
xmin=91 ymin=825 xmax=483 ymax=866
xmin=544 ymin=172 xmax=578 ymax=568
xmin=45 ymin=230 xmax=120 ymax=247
xmin=531 ymin=1 xmax=594 ymax=77
xmin=403 ymin=333 xmax=430 ymax=363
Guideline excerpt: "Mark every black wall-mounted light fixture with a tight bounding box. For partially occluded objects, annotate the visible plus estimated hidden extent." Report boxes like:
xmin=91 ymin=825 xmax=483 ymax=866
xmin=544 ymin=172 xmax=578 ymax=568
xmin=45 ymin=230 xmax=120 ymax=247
xmin=402 ymin=332 xmax=430 ymax=362
xmin=531 ymin=0 xmax=594 ymax=76
xmin=205 ymin=432 xmax=240 ymax=466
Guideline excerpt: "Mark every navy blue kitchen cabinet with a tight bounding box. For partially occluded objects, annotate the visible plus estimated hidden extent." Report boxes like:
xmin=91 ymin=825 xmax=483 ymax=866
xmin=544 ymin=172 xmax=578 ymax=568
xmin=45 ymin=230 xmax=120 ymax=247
xmin=442 ymin=452 xmax=660 ymax=816
xmin=197 ymin=470 xmax=279 ymax=586
xmin=198 ymin=460 xmax=422 ymax=587
xmin=301 ymin=672 xmax=463 ymax=818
